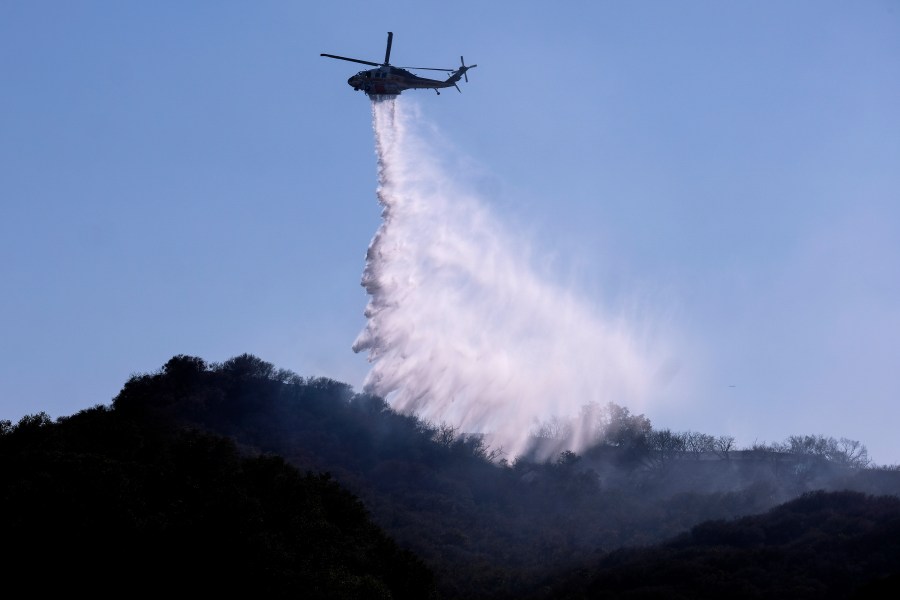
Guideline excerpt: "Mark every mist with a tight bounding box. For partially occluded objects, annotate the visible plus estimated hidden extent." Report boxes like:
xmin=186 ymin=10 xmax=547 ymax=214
xmin=353 ymin=99 xmax=673 ymax=459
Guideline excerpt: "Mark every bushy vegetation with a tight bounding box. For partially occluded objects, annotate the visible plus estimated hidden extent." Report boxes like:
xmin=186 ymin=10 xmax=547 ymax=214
xmin=0 ymin=399 xmax=434 ymax=598
xmin=3 ymin=353 xmax=899 ymax=598
xmin=532 ymin=490 xmax=900 ymax=599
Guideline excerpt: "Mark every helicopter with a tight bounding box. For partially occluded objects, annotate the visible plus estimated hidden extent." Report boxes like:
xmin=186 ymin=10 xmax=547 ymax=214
xmin=321 ymin=32 xmax=476 ymax=98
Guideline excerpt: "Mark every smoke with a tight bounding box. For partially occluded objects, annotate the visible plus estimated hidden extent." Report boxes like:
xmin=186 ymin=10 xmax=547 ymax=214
xmin=354 ymin=98 xmax=668 ymax=459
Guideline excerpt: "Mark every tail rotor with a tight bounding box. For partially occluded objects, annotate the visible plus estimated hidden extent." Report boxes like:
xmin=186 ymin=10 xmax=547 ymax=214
xmin=459 ymin=56 xmax=477 ymax=82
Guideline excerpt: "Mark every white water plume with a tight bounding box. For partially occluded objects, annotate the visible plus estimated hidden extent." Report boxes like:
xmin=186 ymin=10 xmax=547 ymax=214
xmin=354 ymin=99 xmax=667 ymax=459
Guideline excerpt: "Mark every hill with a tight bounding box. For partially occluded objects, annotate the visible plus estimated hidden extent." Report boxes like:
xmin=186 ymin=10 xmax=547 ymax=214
xmin=531 ymin=490 xmax=900 ymax=599
xmin=0 ymin=402 xmax=434 ymax=598
xmin=3 ymin=353 xmax=899 ymax=598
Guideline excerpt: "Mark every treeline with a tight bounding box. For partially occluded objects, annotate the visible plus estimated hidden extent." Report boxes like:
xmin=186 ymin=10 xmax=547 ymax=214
xmin=527 ymin=400 xmax=873 ymax=470
xmin=3 ymin=353 xmax=899 ymax=599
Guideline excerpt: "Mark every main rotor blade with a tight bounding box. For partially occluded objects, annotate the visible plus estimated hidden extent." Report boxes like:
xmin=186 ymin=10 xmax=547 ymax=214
xmin=384 ymin=32 xmax=393 ymax=65
xmin=320 ymin=54 xmax=381 ymax=67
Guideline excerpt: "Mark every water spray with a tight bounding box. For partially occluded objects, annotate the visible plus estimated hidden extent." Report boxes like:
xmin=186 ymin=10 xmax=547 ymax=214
xmin=354 ymin=98 xmax=662 ymax=459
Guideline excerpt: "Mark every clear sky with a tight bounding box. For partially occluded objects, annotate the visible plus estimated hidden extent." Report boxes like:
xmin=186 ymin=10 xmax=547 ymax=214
xmin=2 ymin=2 xmax=898 ymax=463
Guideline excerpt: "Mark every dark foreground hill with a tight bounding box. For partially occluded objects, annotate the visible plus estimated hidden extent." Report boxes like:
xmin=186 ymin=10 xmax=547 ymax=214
xmin=0 ymin=406 xmax=435 ymax=598
xmin=530 ymin=489 xmax=900 ymax=599
xmin=3 ymin=353 xmax=900 ymax=598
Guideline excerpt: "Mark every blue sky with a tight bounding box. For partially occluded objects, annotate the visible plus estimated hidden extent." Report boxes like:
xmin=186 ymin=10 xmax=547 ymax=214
xmin=2 ymin=2 xmax=899 ymax=463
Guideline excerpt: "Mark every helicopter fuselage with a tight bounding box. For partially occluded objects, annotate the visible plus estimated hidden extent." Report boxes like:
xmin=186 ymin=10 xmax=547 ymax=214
xmin=348 ymin=66 xmax=455 ymax=97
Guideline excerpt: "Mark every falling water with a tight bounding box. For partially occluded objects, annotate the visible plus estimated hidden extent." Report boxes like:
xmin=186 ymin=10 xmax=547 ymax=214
xmin=353 ymin=98 xmax=663 ymax=458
